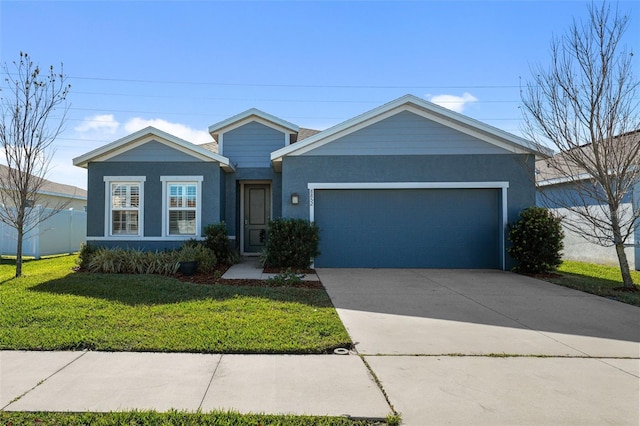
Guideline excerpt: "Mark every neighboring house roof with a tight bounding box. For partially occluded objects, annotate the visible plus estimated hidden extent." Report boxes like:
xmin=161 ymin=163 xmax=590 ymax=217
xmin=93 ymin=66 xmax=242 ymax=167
xmin=0 ymin=163 xmax=87 ymax=200
xmin=72 ymin=126 xmax=235 ymax=172
xmin=536 ymin=130 xmax=640 ymax=186
xmin=198 ymin=141 xmax=219 ymax=153
xmin=208 ymin=108 xmax=299 ymax=136
xmin=297 ymin=127 xmax=321 ymax=142
xmin=270 ymin=94 xmax=546 ymax=169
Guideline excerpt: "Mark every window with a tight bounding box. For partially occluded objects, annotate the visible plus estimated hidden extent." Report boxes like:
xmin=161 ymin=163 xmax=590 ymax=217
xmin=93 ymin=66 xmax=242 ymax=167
xmin=104 ymin=176 xmax=145 ymax=237
xmin=161 ymin=176 xmax=203 ymax=237
xmin=168 ymin=183 xmax=197 ymax=235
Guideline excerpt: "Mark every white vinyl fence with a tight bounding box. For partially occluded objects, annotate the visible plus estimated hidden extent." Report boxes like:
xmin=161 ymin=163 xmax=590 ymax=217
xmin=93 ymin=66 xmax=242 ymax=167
xmin=0 ymin=207 xmax=87 ymax=259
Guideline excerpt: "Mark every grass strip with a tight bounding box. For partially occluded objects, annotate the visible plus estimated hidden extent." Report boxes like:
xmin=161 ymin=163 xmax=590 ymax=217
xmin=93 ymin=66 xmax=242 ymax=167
xmin=539 ymin=260 xmax=640 ymax=307
xmin=0 ymin=410 xmax=392 ymax=426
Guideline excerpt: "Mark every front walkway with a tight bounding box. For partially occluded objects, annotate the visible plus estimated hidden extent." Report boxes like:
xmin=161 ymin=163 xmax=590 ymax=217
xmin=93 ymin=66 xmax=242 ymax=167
xmin=221 ymin=257 xmax=319 ymax=281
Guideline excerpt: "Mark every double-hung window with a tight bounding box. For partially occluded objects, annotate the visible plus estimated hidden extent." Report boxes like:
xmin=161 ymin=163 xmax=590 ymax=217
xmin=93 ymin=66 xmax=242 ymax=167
xmin=161 ymin=176 xmax=203 ymax=237
xmin=104 ymin=176 xmax=145 ymax=237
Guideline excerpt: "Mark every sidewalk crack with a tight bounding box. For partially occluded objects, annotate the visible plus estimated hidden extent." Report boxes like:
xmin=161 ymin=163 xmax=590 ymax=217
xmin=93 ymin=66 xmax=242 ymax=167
xmin=359 ymin=355 xmax=399 ymax=419
xmin=198 ymin=354 xmax=223 ymax=410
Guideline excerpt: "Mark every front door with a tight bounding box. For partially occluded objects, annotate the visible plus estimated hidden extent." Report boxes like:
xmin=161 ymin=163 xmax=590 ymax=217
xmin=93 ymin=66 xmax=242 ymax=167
xmin=243 ymin=184 xmax=271 ymax=254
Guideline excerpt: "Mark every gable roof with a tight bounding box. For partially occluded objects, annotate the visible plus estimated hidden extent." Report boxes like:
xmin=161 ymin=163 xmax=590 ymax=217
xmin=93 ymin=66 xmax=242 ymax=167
xmin=73 ymin=126 xmax=235 ymax=172
xmin=270 ymin=94 xmax=546 ymax=169
xmin=208 ymin=108 xmax=299 ymax=136
xmin=0 ymin=164 xmax=86 ymax=199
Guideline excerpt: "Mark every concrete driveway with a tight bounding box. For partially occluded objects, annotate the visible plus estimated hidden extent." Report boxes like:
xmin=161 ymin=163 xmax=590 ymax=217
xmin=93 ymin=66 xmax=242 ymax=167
xmin=318 ymin=268 xmax=640 ymax=426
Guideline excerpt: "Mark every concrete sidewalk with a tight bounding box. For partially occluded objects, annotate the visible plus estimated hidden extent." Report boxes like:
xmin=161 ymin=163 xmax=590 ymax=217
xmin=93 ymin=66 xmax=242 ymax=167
xmin=1 ymin=351 xmax=390 ymax=417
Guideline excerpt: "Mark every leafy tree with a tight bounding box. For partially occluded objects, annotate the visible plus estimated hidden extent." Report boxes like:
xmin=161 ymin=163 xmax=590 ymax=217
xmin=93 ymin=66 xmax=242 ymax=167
xmin=0 ymin=52 xmax=71 ymax=277
xmin=521 ymin=3 xmax=639 ymax=288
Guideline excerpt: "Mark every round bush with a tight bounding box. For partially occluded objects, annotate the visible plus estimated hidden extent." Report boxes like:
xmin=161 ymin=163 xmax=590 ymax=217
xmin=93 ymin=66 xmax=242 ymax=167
xmin=507 ymin=206 xmax=564 ymax=273
xmin=263 ymin=218 xmax=320 ymax=269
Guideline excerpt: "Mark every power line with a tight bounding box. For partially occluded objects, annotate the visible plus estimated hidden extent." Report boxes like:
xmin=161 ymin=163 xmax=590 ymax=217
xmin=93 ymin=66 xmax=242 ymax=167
xmin=65 ymin=75 xmax=524 ymax=90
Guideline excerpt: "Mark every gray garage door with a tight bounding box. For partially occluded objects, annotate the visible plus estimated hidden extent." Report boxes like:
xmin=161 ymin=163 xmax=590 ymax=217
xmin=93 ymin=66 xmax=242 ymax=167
xmin=313 ymin=188 xmax=501 ymax=268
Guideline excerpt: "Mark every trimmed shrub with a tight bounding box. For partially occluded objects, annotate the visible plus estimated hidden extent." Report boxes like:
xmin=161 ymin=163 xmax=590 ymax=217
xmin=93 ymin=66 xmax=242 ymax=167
xmin=77 ymin=242 xmax=98 ymax=270
xmin=202 ymin=222 xmax=238 ymax=265
xmin=177 ymin=243 xmax=217 ymax=274
xmin=85 ymin=247 xmax=180 ymax=275
xmin=81 ymin=244 xmax=218 ymax=276
xmin=263 ymin=218 xmax=320 ymax=269
xmin=265 ymin=268 xmax=305 ymax=286
xmin=507 ymin=206 xmax=564 ymax=273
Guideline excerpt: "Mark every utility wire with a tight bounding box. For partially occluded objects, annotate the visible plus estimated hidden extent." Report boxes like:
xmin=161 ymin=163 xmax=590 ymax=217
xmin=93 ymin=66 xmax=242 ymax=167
xmin=65 ymin=75 xmax=524 ymax=90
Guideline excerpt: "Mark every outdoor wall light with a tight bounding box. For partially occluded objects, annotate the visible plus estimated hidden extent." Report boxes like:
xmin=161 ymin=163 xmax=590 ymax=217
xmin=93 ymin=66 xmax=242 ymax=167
xmin=291 ymin=193 xmax=299 ymax=205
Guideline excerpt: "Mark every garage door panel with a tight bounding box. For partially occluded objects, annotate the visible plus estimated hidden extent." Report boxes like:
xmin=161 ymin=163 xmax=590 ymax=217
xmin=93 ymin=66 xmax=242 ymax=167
xmin=314 ymin=188 xmax=499 ymax=268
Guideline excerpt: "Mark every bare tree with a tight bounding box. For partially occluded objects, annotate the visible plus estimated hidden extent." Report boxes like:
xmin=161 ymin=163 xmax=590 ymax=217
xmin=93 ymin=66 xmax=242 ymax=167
xmin=0 ymin=52 xmax=70 ymax=278
xmin=521 ymin=3 xmax=639 ymax=288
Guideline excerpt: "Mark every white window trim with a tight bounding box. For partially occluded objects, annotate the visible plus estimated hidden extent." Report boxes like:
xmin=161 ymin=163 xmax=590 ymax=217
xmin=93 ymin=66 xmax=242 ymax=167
xmin=103 ymin=176 xmax=146 ymax=238
xmin=306 ymin=181 xmax=509 ymax=271
xmin=161 ymin=176 xmax=204 ymax=239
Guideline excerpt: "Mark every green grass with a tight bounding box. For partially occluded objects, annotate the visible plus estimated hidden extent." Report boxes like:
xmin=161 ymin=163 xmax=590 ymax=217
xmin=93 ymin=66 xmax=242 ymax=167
xmin=0 ymin=411 xmax=394 ymax=426
xmin=0 ymin=255 xmax=350 ymax=353
xmin=541 ymin=260 xmax=640 ymax=307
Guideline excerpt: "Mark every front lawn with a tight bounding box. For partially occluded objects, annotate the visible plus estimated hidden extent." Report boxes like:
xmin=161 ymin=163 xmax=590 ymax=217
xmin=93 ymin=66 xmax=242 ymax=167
xmin=0 ymin=255 xmax=350 ymax=353
xmin=541 ymin=260 xmax=640 ymax=307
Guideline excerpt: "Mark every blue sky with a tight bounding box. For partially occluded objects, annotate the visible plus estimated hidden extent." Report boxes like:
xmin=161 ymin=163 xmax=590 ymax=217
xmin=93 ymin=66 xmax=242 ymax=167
xmin=1 ymin=0 xmax=638 ymax=189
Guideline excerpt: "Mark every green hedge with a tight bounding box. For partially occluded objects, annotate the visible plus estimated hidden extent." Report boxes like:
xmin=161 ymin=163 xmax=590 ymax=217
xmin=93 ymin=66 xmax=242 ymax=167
xmin=263 ymin=218 xmax=320 ymax=269
xmin=81 ymin=244 xmax=217 ymax=275
xmin=202 ymin=222 xmax=238 ymax=265
xmin=507 ymin=206 xmax=564 ymax=273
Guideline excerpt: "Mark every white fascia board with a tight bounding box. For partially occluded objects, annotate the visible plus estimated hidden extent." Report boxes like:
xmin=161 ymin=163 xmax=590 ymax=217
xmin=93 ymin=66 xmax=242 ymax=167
xmin=73 ymin=127 xmax=149 ymax=167
xmin=271 ymin=97 xmax=415 ymax=161
xmin=72 ymin=126 xmax=235 ymax=172
xmin=537 ymin=173 xmax=593 ymax=187
xmin=405 ymin=106 xmax=540 ymax=156
xmin=208 ymin=108 xmax=299 ymax=135
xmin=307 ymin=182 xmax=510 ymax=190
xmin=271 ymin=94 xmax=545 ymax=162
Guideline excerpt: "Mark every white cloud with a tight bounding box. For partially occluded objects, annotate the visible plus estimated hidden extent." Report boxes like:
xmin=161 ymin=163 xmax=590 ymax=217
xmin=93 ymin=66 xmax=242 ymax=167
xmin=427 ymin=92 xmax=478 ymax=113
xmin=46 ymin=160 xmax=88 ymax=190
xmin=124 ymin=118 xmax=211 ymax=144
xmin=74 ymin=114 xmax=120 ymax=134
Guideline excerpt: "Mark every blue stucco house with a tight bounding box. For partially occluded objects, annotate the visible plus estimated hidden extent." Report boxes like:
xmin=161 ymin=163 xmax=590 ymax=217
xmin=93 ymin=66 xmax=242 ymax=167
xmin=73 ymin=94 xmax=543 ymax=269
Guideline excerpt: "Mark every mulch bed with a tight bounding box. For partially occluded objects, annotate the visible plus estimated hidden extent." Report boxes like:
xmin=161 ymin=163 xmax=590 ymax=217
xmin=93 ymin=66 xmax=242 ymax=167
xmin=263 ymin=267 xmax=316 ymax=274
xmin=612 ymin=286 xmax=640 ymax=293
xmin=526 ymin=272 xmax=564 ymax=279
xmin=175 ymin=265 xmax=323 ymax=289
